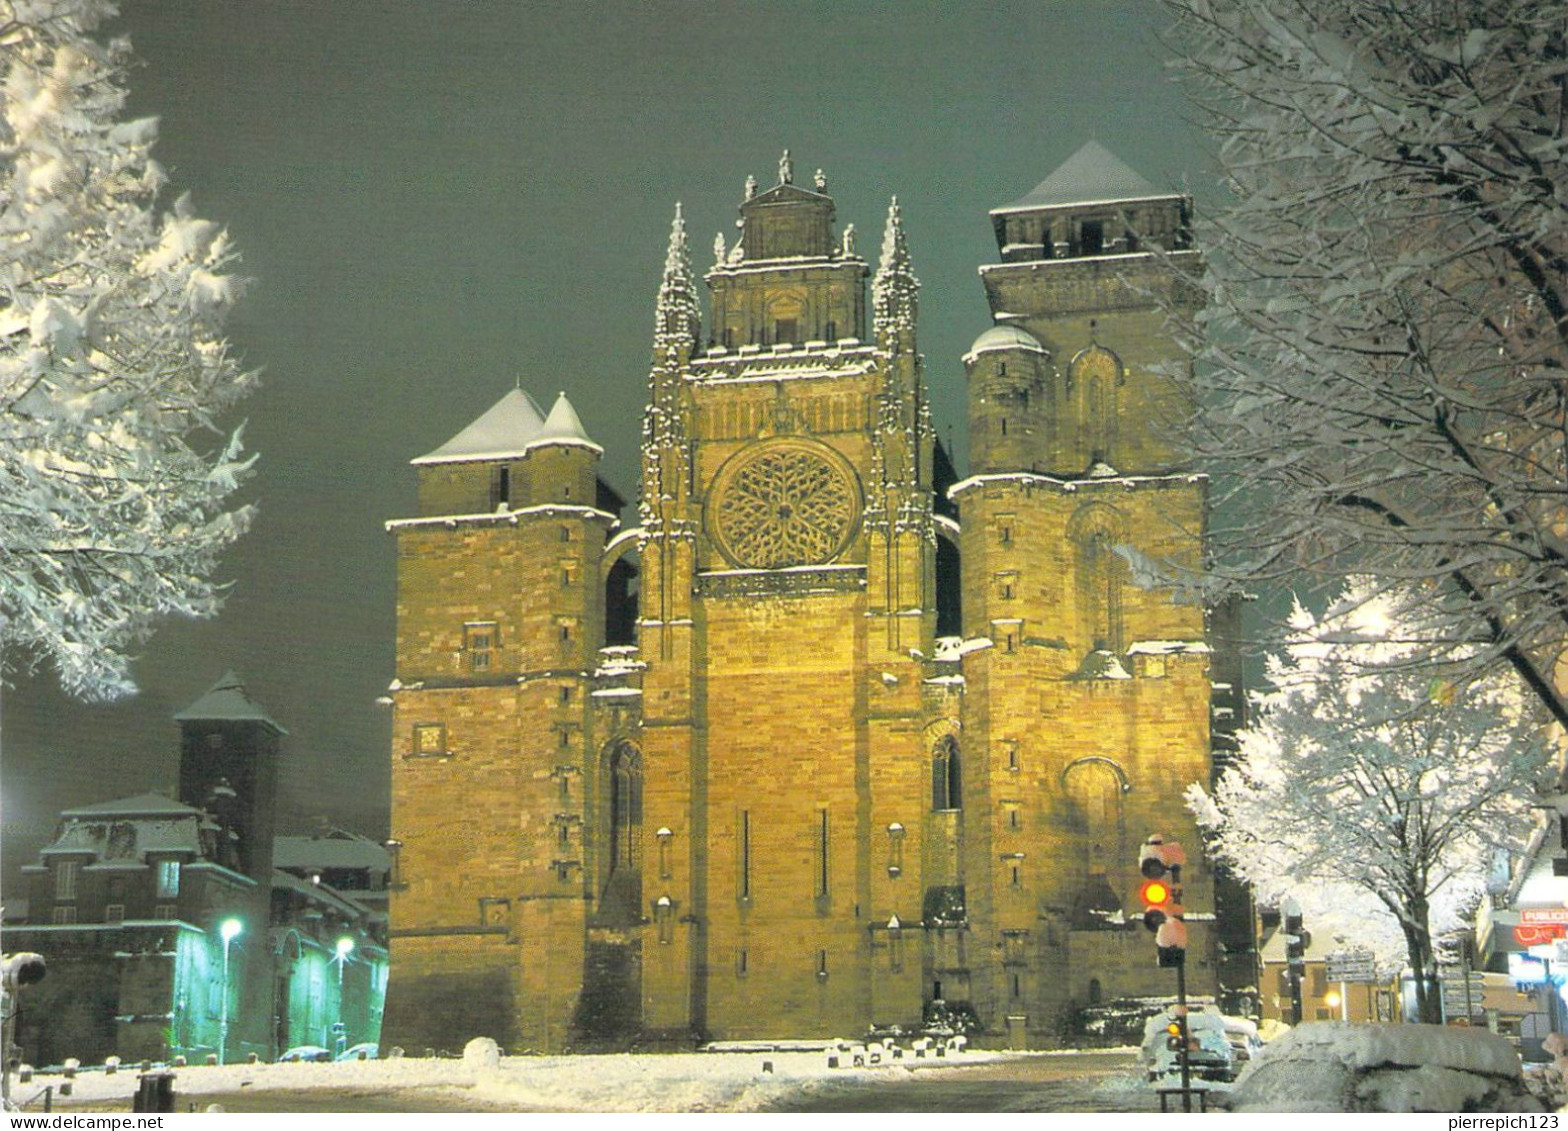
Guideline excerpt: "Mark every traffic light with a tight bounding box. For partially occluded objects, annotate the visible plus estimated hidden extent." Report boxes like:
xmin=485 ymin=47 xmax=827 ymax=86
xmin=1139 ymin=877 xmax=1174 ymax=931
xmin=1138 ymin=835 xmax=1190 ymax=966
xmin=1282 ymin=896 xmax=1308 ymax=1025
xmin=1156 ymin=917 xmax=1189 ymax=968
xmin=1165 ymin=1019 xmax=1183 ymax=1052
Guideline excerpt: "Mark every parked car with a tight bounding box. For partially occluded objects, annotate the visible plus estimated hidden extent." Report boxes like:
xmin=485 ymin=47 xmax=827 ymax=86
xmin=1218 ymin=1022 xmax=1542 ymax=1113
xmin=1140 ymin=1008 xmax=1235 ymax=1083
xmin=1223 ymin=1016 xmax=1265 ymax=1070
xmin=337 ymin=1043 xmax=379 ymax=1061
xmin=277 ymin=1045 xmax=332 ymax=1063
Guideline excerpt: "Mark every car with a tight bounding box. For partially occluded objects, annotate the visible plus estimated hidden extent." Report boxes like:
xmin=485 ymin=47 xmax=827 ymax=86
xmin=277 ymin=1045 xmax=332 ymax=1063
xmin=1218 ymin=1022 xmax=1543 ymax=1113
xmin=337 ymin=1042 xmax=379 ymax=1061
xmin=1140 ymin=1007 xmax=1235 ymax=1083
xmin=1223 ymin=1015 xmax=1265 ymax=1069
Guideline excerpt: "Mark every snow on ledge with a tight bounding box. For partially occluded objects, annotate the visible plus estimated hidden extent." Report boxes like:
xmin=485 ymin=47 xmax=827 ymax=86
xmin=386 ymin=504 xmax=617 ymax=532
xmin=1126 ymin=640 xmax=1210 ymax=656
xmin=947 ymin=470 xmax=1206 ymax=499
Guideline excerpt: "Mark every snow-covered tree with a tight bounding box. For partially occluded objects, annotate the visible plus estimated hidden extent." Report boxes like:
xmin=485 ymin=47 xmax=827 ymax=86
xmin=1159 ymin=0 xmax=1568 ymax=728
xmin=0 ymin=0 xmax=255 ymax=699
xmin=1188 ymin=581 xmax=1554 ymax=1023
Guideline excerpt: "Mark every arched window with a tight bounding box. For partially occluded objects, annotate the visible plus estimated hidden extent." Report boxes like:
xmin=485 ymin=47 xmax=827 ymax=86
xmin=607 ymin=742 xmax=642 ymax=873
xmin=932 ymin=735 xmax=962 ymax=812
xmin=1068 ymin=344 xmax=1121 ymax=468
xmin=1082 ymin=528 xmax=1123 ymax=652
xmin=1069 ymin=503 xmax=1129 ymax=653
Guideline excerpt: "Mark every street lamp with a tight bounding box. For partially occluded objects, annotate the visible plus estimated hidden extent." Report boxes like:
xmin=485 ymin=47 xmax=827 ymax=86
xmin=333 ymin=937 xmax=354 ymax=1058
xmin=218 ymin=918 xmax=242 ymax=1066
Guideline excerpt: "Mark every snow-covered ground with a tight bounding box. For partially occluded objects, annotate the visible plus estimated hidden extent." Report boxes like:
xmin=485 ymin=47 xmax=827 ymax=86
xmin=23 ymin=1043 xmax=1028 ymax=1113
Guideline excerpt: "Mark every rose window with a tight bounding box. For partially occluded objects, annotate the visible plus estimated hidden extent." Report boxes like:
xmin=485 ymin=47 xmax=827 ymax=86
xmin=711 ymin=440 xmax=861 ymax=569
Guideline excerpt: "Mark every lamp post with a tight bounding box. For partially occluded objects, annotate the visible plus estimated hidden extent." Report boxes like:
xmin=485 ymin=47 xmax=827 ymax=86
xmin=218 ymin=918 xmax=242 ymax=1066
xmin=333 ymin=937 xmax=354 ymax=1058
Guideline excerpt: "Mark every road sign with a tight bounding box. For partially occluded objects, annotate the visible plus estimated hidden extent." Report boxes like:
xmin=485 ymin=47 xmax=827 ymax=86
xmin=1325 ymin=950 xmax=1379 ymax=983
xmin=1439 ymin=965 xmax=1485 ymax=1016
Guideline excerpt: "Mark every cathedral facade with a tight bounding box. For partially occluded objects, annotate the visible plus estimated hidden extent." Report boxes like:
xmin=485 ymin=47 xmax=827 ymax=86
xmin=383 ymin=144 xmax=1226 ymax=1052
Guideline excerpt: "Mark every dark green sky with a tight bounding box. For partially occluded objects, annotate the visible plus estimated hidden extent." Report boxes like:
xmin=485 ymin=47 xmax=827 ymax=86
xmin=3 ymin=0 xmax=1212 ymax=881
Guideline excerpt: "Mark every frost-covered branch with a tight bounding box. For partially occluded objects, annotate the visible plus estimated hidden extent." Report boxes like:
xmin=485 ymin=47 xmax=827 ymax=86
xmin=1160 ymin=0 xmax=1568 ymax=727
xmin=0 ymin=0 xmax=256 ymax=698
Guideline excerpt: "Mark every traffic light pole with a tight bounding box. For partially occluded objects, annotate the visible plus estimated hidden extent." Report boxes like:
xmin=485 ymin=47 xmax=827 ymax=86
xmin=1175 ymin=957 xmax=1192 ymax=1111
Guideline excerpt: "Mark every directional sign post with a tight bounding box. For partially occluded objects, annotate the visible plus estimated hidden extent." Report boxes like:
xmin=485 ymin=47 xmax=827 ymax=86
xmin=1438 ymin=964 xmax=1485 ymax=1022
xmin=1324 ymin=950 xmax=1379 ymax=984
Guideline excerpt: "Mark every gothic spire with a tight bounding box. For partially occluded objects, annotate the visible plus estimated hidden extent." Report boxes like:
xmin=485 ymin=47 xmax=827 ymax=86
xmin=654 ymin=202 xmax=700 ymax=356
xmin=872 ymin=196 xmax=919 ymax=344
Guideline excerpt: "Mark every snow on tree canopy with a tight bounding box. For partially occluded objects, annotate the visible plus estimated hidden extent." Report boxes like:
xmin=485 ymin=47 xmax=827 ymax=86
xmin=1188 ymin=578 xmax=1554 ymax=1024
xmin=0 ymin=0 xmax=257 ymax=699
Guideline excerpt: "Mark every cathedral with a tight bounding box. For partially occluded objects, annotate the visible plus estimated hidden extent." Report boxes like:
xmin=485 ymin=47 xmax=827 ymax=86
xmin=382 ymin=143 xmax=1235 ymax=1052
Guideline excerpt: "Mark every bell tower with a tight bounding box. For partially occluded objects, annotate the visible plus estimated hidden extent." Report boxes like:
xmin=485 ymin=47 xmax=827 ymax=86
xmin=953 ymin=142 xmax=1218 ymax=1040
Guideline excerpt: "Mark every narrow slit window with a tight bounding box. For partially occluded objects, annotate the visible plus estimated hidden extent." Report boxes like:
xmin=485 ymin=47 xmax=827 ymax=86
xmin=816 ymin=810 xmax=830 ymax=898
xmin=739 ymin=810 xmax=751 ymax=900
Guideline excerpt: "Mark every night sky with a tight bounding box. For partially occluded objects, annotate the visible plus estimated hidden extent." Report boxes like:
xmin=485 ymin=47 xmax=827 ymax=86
xmin=2 ymin=1 xmax=1211 ymax=888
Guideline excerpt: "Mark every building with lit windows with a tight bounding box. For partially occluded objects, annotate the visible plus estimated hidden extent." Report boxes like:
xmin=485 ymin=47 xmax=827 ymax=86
xmin=5 ymin=675 xmax=388 ymax=1067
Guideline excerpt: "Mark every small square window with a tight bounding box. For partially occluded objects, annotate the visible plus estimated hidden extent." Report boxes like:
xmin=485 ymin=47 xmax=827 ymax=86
xmin=412 ymin=723 xmax=447 ymax=756
xmin=155 ymin=904 xmax=177 ymax=920
xmin=464 ymin=622 xmax=498 ymax=673
xmin=105 ymin=903 xmax=125 ymax=924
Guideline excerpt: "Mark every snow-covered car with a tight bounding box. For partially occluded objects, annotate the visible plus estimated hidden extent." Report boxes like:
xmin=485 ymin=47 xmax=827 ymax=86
xmin=1140 ymin=1008 xmax=1235 ymax=1083
xmin=277 ymin=1045 xmax=332 ymax=1063
xmin=1223 ymin=1016 xmax=1264 ymax=1068
xmin=1218 ymin=1022 xmax=1543 ymax=1113
xmin=337 ymin=1042 xmax=379 ymax=1061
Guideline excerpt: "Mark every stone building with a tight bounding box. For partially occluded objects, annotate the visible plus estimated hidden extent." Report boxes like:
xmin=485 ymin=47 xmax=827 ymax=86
xmin=6 ymin=674 xmax=389 ymax=1067
xmin=384 ymin=143 xmax=1228 ymax=1052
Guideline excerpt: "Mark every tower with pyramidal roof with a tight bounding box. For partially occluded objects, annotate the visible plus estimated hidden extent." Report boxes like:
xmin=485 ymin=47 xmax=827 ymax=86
xmin=384 ymin=145 xmax=1233 ymax=1053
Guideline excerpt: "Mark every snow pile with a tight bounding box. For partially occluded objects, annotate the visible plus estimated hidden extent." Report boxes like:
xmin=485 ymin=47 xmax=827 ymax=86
xmin=1274 ymin=1023 xmax=1521 ymax=1078
xmin=1225 ymin=1023 xmax=1541 ymax=1114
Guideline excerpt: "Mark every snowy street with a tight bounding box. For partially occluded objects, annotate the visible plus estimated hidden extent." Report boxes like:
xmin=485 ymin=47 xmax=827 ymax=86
xmin=23 ymin=1049 xmax=1155 ymax=1114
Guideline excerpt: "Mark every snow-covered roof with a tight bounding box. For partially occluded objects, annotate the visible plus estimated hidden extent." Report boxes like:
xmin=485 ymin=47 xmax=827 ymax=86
xmin=993 ymin=141 xmax=1178 ymax=214
xmin=174 ymin=670 xmax=286 ymax=733
xmin=745 ymin=181 xmax=831 ymax=207
xmin=963 ymin=324 xmax=1048 ymax=363
xmin=525 ymin=392 xmax=602 ymax=454
xmin=273 ymin=834 xmax=391 ymax=874
xmin=42 ymin=807 xmax=210 ymax=863
xmin=412 ymin=388 xmax=546 ymax=466
xmin=60 ymin=792 xmax=201 ymax=819
xmin=271 ymin=868 xmax=374 ymax=918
